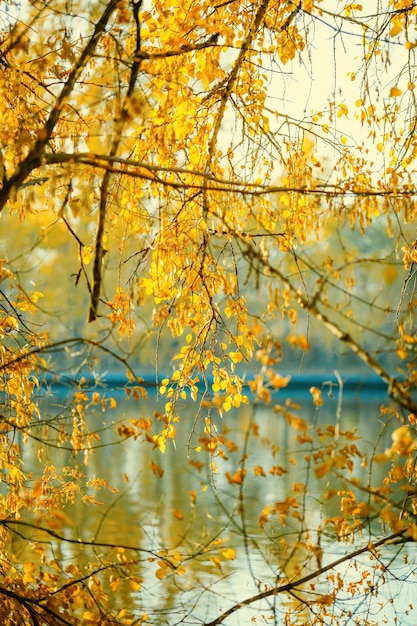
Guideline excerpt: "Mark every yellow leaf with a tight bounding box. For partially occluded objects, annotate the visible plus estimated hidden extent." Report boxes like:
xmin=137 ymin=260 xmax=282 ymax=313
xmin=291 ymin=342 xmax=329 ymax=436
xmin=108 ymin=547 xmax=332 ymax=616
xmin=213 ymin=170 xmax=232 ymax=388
xmin=258 ymin=504 xmax=270 ymax=528
xmin=6 ymin=377 xmax=20 ymax=396
xmin=229 ymin=351 xmax=243 ymax=364
xmin=210 ymin=557 xmax=222 ymax=570
xmin=397 ymin=346 xmax=407 ymax=360
xmin=315 ymin=594 xmax=334 ymax=605
xmin=83 ymin=612 xmax=96 ymax=621
xmin=389 ymin=425 xmax=416 ymax=457
xmin=286 ymin=414 xmax=308 ymax=432
xmin=309 ymin=386 xmax=323 ymax=407
xmin=301 ymin=134 xmax=315 ymax=155
xmin=373 ymin=452 xmax=389 ymax=463
xmin=8 ymin=465 xmax=20 ymax=480
xmin=269 ymin=373 xmax=291 ymax=389
xmin=23 ymin=561 xmax=36 ymax=585
xmin=1 ymin=315 xmax=19 ymax=333
xmin=80 ymin=246 xmax=93 ymax=265
xmin=129 ymin=576 xmax=143 ymax=591
xmin=65 ymin=563 xmax=80 ymax=576
xmin=389 ymin=86 xmax=402 ymax=97
xmin=153 ymin=435 xmax=166 ymax=454
xmin=390 ymin=19 xmax=403 ymax=37
xmin=293 ymin=482 xmax=305 ymax=494
xmin=226 ymin=468 xmax=246 ymax=484
xmin=222 ymin=547 xmax=236 ymax=560
xmin=314 ymin=462 xmax=332 ymax=479
xmin=155 ymin=568 xmax=167 ymax=580
xmin=86 ymin=132 xmax=106 ymax=154
xmin=337 ymin=104 xmax=348 ymax=118
xmin=150 ymin=458 xmax=164 ymax=477
xmin=323 ymin=489 xmax=337 ymax=500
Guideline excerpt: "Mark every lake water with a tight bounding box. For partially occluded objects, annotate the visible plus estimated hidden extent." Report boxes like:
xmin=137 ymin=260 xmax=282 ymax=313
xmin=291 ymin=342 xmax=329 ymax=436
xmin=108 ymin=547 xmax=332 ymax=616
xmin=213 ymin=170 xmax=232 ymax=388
xmin=14 ymin=378 xmax=417 ymax=625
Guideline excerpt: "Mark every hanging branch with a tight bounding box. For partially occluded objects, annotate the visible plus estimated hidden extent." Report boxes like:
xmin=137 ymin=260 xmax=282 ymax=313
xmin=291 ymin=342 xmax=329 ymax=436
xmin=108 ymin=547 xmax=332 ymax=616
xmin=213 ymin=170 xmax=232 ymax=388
xmin=88 ymin=0 xmax=144 ymax=322
xmin=204 ymin=529 xmax=410 ymax=626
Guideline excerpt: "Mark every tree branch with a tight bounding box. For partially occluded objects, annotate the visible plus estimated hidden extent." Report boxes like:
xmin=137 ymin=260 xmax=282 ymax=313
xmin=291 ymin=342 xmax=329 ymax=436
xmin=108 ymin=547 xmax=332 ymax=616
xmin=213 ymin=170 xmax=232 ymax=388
xmin=204 ymin=529 xmax=409 ymax=626
xmin=88 ymin=0 xmax=144 ymax=322
xmin=43 ymin=152 xmax=417 ymax=198
xmin=0 ymin=0 xmax=120 ymax=214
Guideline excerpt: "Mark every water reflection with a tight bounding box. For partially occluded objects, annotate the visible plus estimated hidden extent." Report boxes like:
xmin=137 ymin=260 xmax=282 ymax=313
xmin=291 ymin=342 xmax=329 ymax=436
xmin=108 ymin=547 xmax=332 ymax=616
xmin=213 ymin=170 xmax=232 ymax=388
xmin=14 ymin=386 xmax=417 ymax=625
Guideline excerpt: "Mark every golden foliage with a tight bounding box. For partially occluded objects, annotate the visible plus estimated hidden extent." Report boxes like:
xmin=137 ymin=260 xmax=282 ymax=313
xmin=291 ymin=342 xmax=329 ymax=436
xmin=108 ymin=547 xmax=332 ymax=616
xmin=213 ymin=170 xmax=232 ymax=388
xmin=1 ymin=0 xmax=417 ymax=624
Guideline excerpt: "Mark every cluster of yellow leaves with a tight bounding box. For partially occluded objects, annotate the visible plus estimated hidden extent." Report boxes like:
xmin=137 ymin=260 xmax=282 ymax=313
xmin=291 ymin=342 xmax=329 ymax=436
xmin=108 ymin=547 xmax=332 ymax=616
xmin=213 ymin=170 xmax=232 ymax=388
xmin=388 ymin=1 xmax=417 ymax=39
xmin=210 ymin=546 xmax=236 ymax=571
xmin=0 ymin=288 xmax=44 ymax=338
xmin=273 ymin=403 xmax=309 ymax=435
xmin=3 ymin=553 xmax=147 ymax=626
xmin=396 ymin=320 xmax=417 ymax=360
xmin=26 ymin=465 xmax=119 ymax=518
xmin=211 ymin=365 xmax=248 ymax=413
xmin=195 ymin=417 xmax=238 ymax=463
xmin=117 ymin=416 xmax=153 ymax=442
xmin=159 ymin=367 xmax=199 ymax=401
xmin=259 ymin=496 xmax=301 ymax=529
xmin=377 ymin=424 xmax=417 ymax=461
xmin=402 ymin=240 xmax=417 ymax=271
xmin=293 ymin=424 xmax=362 ymax=484
xmin=153 ymin=551 xmax=186 ymax=580
xmin=106 ymin=287 xmax=136 ymax=336
xmin=152 ymin=421 xmax=176 ymax=454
